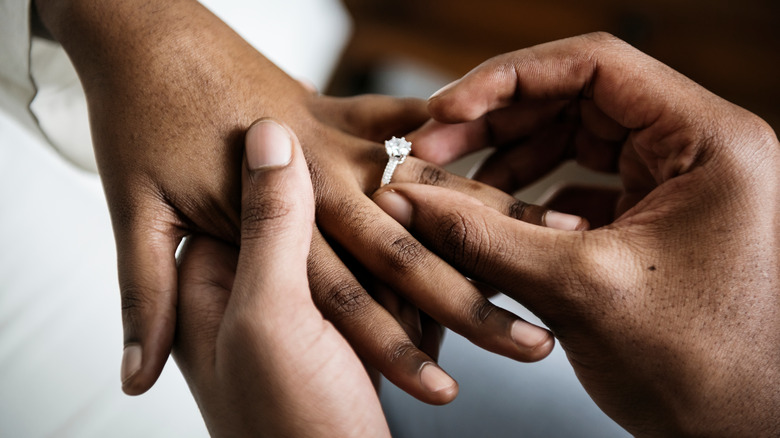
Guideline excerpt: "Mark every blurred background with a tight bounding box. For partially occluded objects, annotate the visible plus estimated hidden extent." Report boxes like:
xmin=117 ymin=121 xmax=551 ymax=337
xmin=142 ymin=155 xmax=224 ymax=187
xmin=330 ymin=0 xmax=779 ymax=132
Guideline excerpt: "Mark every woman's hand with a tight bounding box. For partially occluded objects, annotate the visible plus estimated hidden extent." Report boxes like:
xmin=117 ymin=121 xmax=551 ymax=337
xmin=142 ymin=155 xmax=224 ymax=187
xmin=35 ymin=0 xmax=570 ymax=402
xmin=173 ymin=120 xmax=388 ymax=437
xmin=378 ymin=33 xmax=780 ymax=436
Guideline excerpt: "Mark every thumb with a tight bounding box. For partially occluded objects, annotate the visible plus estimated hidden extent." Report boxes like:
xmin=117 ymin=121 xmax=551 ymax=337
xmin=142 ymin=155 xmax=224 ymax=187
xmin=374 ymin=183 xmax=593 ymax=317
xmin=115 ymin=213 xmax=179 ymax=395
xmin=231 ymin=119 xmax=315 ymax=312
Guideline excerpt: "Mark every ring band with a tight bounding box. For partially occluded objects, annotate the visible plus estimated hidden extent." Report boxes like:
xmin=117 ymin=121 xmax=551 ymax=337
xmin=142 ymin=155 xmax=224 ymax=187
xmin=381 ymin=136 xmax=412 ymax=187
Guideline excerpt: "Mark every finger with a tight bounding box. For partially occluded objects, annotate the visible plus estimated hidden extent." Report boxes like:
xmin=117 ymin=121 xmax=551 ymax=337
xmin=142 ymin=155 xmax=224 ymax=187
xmin=231 ymin=119 xmax=314 ymax=316
xmin=172 ymin=236 xmax=235 ymax=382
xmin=371 ymin=283 xmax=423 ymax=346
xmin=540 ymin=185 xmax=622 ymax=229
xmin=426 ymin=32 xmax=717 ymax=181
xmin=307 ymin=230 xmax=458 ymax=405
xmin=408 ymin=99 xmax=566 ymax=165
xmin=425 ymin=33 xmax=638 ymax=124
xmin=470 ymin=124 xmax=573 ymax=192
xmin=312 ymin=95 xmax=430 ymax=143
xmin=617 ymin=140 xmax=657 ymax=215
xmin=318 ymin=193 xmax=555 ymax=364
xmin=392 ymin=156 xmax=589 ymax=231
xmin=418 ymin=313 xmax=445 ymax=362
xmin=470 ymin=279 xmax=501 ymax=298
xmin=578 ymin=99 xmax=628 ymax=143
xmin=373 ymin=184 xmax=601 ymax=321
xmin=114 ymin=206 xmax=181 ymax=396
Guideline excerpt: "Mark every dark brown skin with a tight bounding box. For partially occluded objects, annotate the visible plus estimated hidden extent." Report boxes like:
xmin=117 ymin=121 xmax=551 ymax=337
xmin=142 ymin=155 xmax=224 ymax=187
xmin=375 ymin=33 xmax=780 ymax=436
xmin=34 ymin=0 xmax=573 ymax=402
xmin=174 ymin=120 xmax=390 ymax=437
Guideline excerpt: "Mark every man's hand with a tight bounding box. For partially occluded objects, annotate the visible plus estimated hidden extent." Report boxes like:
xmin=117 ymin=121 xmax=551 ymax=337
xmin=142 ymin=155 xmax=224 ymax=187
xmin=377 ymin=33 xmax=780 ymax=436
xmin=173 ymin=120 xmax=388 ymax=437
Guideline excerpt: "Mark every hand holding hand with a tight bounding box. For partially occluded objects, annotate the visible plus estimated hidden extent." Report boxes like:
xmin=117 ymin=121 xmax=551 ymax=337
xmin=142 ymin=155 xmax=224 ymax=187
xmin=36 ymin=0 xmax=577 ymax=401
xmin=173 ymin=120 xmax=389 ymax=437
xmin=377 ymin=33 xmax=780 ymax=436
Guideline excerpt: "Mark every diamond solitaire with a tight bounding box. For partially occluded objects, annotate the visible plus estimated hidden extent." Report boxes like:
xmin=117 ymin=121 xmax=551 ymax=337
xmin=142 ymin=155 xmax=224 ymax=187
xmin=381 ymin=136 xmax=412 ymax=187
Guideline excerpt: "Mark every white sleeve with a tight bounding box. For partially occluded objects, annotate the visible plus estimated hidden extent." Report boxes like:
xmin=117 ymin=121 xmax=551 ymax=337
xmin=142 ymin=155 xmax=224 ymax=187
xmin=0 ymin=0 xmax=46 ymax=140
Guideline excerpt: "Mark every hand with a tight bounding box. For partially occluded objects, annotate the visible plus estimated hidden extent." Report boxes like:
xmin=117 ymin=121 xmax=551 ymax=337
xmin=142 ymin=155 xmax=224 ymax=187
xmin=376 ymin=33 xmax=780 ymax=436
xmin=35 ymin=0 xmax=569 ymax=402
xmin=173 ymin=120 xmax=388 ymax=437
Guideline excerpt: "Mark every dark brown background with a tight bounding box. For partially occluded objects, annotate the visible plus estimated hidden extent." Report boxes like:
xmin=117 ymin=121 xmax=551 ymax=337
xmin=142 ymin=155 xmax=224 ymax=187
xmin=329 ymin=0 xmax=779 ymax=131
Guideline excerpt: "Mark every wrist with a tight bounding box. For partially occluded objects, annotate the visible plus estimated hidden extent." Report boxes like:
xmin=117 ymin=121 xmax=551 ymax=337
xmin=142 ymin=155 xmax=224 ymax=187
xmin=34 ymin=0 xmax=309 ymax=139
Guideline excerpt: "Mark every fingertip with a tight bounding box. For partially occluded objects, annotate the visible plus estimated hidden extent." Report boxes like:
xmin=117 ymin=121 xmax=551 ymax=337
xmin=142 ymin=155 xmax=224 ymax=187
xmin=119 ymin=344 xmax=165 ymax=396
xmin=405 ymin=122 xmax=455 ymax=165
xmin=420 ymin=363 xmax=459 ymax=404
xmin=120 ymin=337 xmax=172 ymax=396
xmin=427 ymin=80 xmax=475 ymax=124
xmin=544 ymin=210 xmax=590 ymax=231
xmin=373 ymin=190 xmax=412 ymax=228
xmin=245 ymin=119 xmax=293 ymax=171
xmin=429 ymin=79 xmax=458 ymax=100
xmin=120 ymin=343 xmax=143 ymax=393
xmin=426 ymin=93 xmax=467 ymax=124
xmin=510 ymin=320 xmax=555 ymax=362
xmin=411 ymin=121 xmax=491 ymax=166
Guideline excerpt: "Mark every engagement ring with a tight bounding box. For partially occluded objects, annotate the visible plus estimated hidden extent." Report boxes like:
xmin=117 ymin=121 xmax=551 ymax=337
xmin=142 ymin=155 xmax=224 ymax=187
xmin=381 ymin=136 xmax=412 ymax=187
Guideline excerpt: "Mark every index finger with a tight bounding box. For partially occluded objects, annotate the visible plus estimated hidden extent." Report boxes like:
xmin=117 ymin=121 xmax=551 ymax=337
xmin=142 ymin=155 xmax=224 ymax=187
xmin=426 ymin=32 xmax=727 ymax=183
xmin=374 ymin=183 xmax=604 ymax=322
xmin=427 ymin=32 xmax=670 ymax=130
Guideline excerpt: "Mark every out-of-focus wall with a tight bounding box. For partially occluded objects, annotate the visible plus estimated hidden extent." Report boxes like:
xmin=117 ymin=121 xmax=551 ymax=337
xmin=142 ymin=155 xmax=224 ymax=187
xmin=332 ymin=0 xmax=779 ymax=130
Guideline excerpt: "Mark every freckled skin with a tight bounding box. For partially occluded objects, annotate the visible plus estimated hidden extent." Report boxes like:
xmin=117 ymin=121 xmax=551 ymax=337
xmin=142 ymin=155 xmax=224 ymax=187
xmin=392 ymin=33 xmax=780 ymax=437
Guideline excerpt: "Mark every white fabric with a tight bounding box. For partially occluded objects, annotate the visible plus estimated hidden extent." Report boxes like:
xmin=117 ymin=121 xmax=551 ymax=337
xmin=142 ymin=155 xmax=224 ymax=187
xmin=0 ymin=0 xmax=44 ymax=139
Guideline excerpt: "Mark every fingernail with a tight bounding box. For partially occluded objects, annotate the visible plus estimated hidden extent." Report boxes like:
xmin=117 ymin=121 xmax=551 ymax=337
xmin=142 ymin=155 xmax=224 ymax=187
xmin=245 ymin=120 xmax=293 ymax=170
xmin=429 ymin=80 xmax=457 ymax=100
xmin=544 ymin=211 xmax=589 ymax=231
xmin=374 ymin=190 xmax=412 ymax=227
xmin=121 ymin=344 xmax=142 ymax=385
xmin=511 ymin=320 xmax=550 ymax=350
xmin=420 ymin=363 xmax=455 ymax=393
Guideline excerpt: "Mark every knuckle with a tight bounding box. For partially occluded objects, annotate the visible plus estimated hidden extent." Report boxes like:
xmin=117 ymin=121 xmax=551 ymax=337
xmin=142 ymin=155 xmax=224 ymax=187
xmin=120 ymin=284 xmax=156 ymax=314
xmin=580 ymin=31 xmax=629 ymax=52
xmin=318 ymin=281 xmax=373 ymax=321
xmin=385 ymin=235 xmax=427 ymax=274
xmin=240 ymin=192 xmax=291 ymax=238
xmin=578 ymin=32 xmax=633 ymax=66
xmin=385 ymin=339 xmax=421 ymax=364
xmin=584 ymin=31 xmax=620 ymax=44
xmin=740 ymin=112 xmax=777 ymax=146
xmin=434 ymin=211 xmax=486 ymax=271
xmin=119 ymin=284 xmax=169 ymax=339
xmin=417 ymin=163 xmax=448 ymax=186
xmin=466 ymin=298 xmax=498 ymax=328
xmin=330 ymin=199 xmax=373 ymax=238
xmin=509 ymin=200 xmax=546 ymax=225
xmin=508 ymin=200 xmax=529 ymax=221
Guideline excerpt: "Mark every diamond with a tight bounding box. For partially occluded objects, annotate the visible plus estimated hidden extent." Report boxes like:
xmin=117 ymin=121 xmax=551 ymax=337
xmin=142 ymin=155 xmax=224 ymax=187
xmin=385 ymin=136 xmax=412 ymax=162
xmin=381 ymin=136 xmax=412 ymax=187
